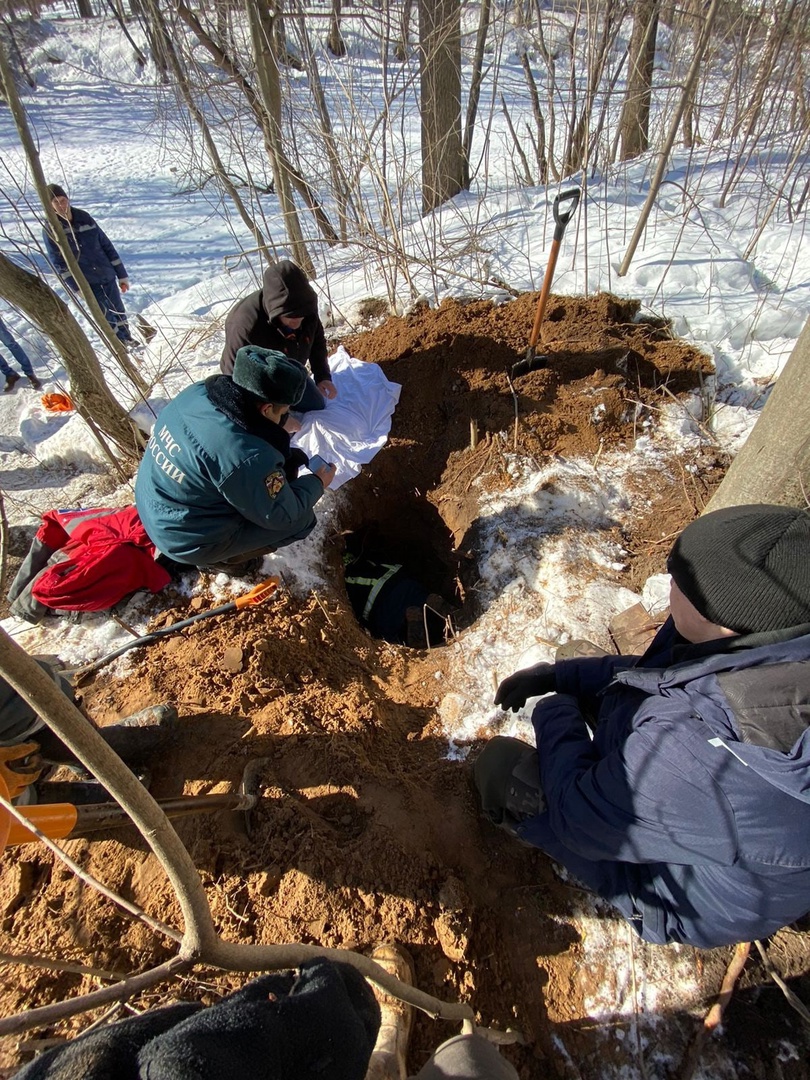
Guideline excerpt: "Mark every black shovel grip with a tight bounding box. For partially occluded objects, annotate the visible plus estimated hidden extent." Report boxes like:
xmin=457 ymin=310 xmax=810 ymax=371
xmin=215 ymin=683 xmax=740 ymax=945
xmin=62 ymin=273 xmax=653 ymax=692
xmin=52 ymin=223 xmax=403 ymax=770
xmin=553 ymin=188 xmax=581 ymax=243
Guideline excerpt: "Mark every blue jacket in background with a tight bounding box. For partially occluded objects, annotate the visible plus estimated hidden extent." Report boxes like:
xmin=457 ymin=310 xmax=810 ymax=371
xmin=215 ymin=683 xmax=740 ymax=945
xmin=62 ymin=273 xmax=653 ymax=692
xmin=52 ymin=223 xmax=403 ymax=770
xmin=518 ymin=618 xmax=810 ymax=948
xmin=43 ymin=207 xmax=127 ymax=291
xmin=134 ymin=381 xmax=324 ymax=566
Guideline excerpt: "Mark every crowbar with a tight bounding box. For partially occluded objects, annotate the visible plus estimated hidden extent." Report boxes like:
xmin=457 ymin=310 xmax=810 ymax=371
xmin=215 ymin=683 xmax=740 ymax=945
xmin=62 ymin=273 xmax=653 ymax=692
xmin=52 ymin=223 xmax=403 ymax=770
xmin=71 ymin=577 xmax=280 ymax=682
xmin=512 ymin=187 xmax=581 ymax=379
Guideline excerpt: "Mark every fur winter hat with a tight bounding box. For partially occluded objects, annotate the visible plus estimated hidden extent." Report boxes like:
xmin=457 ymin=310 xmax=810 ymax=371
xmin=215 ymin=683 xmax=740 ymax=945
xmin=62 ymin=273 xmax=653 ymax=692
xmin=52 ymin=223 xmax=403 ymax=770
xmin=232 ymin=346 xmax=306 ymax=406
xmin=667 ymin=504 xmax=810 ymax=634
xmin=46 ymin=183 xmax=68 ymax=200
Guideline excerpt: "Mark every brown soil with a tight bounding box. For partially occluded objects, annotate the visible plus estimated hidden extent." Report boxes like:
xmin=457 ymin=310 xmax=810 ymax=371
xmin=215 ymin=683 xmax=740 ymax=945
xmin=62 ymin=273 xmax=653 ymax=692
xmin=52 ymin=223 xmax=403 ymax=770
xmin=2 ymin=292 xmax=809 ymax=1079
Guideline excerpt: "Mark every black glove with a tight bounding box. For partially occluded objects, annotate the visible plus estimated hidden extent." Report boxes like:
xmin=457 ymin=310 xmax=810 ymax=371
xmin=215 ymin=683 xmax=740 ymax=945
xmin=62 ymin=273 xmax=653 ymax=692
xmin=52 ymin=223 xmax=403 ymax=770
xmin=285 ymin=447 xmax=309 ymax=482
xmin=494 ymin=662 xmax=556 ymax=712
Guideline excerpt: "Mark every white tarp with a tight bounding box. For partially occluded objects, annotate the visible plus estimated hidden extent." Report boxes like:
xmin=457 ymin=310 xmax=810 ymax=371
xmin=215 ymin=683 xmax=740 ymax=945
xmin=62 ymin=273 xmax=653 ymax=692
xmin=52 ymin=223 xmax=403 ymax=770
xmin=292 ymin=345 xmax=401 ymax=490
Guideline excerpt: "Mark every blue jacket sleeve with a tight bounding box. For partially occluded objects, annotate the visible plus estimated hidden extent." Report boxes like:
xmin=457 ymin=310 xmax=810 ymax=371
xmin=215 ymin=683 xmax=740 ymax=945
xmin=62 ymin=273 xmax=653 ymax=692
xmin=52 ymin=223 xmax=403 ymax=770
xmin=523 ymin=693 xmax=738 ymax=866
xmin=553 ymin=654 xmax=638 ymax=722
xmin=96 ymin=224 xmax=128 ymax=280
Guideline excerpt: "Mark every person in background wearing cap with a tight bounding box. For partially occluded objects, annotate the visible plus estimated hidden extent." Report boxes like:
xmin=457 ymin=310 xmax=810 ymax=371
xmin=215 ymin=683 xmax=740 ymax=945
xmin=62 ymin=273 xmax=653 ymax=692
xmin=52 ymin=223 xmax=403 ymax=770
xmin=134 ymin=346 xmax=336 ymax=574
xmin=42 ymin=183 xmax=136 ymax=347
xmin=220 ymin=259 xmax=336 ymax=424
xmin=474 ymin=504 xmax=810 ymax=949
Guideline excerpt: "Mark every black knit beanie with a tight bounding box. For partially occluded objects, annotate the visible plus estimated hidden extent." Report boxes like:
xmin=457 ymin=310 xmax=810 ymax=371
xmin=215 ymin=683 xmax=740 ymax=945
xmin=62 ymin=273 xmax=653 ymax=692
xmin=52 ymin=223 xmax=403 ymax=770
xmin=232 ymin=346 xmax=306 ymax=406
xmin=667 ymin=504 xmax=810 ymax=634
xmin=46 ymin=183 xmax=68 ymax=200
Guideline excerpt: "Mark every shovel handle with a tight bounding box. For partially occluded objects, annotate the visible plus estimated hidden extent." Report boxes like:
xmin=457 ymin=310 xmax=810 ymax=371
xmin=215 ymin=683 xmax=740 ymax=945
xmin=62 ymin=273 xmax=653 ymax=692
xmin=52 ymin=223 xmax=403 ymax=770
xmin=528 ymin=189 xmax=582 ymax=351
xmin=553 ymin=188 xmax=581 ymax=243
xmin=234 ymin=576 xmax=280 ymax=610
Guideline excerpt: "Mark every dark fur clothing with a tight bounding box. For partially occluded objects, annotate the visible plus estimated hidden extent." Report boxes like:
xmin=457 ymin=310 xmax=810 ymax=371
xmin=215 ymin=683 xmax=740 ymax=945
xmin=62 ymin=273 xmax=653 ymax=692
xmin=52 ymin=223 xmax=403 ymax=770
xmin=12 ymin=962 xmax=381 ymax=1080
xmin=204 ymin=375 xmax=307 ymax=480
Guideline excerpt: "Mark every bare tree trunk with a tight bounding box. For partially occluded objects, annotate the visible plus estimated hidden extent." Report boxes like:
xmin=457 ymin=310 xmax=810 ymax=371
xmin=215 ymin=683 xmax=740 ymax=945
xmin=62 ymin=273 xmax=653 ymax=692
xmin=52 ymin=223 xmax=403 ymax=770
xmin=0 ymin=489 xmax=10 ymax=603
xmin=176 ymin=0 xmax=265 ymax=127
xmin=0 ymin=255 xmax=142 ymax=463
xmin=177 ymin=0 xmax=337 ymax=246
xmin=500 ymin=94 xmax=533 ymax=186
xmin=521 ymin=52 xmax=547 ymax=183
xmin=618 ymin=0 xmax=721 ymax=277
xmin=292 ymin=4 xmax=356 ymax=242
xmin=0 ymin=36 xmax=147 ymax=397
xmin=105 ymin=0 xmax=148 ymax=69
xmin=565 ymin=0 xmax=622 ymax=175
xmin=76 ymin=0 xmax=93 ymax=17
xmin=461 ymin=0 xmax=492 ymax=187
xmin=532 ymin=8 xmax=560 ymax=181
xmin=129 ymin=0 xmax=169 ymax=83
xmin=147 ymin=0 xmax=272 ymax=259
xmin=618 ymin=0 xmax=660 ymax=160
xmin=2 ymin=19 xmax=37 ymax=88
xmin=245 ymin=0 xmax=315 ymax=275
xmin=705 ymin=319 xmax=810 ymax=512
xmin=418 ymin=0 xmax=464 ymax=215
xmin=733 ymin=0 xmax=799 ymax=142
xmin=271 ymin=2 xmax=303 ymax=71
xmin=327 ymin=0 xmax=346 ymax=57
xmin=395 ymin=0 xmax=413 ymax=61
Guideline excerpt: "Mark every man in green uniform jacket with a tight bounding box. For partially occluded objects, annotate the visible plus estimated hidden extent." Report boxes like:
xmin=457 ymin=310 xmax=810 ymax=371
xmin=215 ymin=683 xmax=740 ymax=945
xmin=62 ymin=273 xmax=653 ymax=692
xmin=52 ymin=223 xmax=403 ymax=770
xmin=135 ymin=347 xmax=336 ymax=571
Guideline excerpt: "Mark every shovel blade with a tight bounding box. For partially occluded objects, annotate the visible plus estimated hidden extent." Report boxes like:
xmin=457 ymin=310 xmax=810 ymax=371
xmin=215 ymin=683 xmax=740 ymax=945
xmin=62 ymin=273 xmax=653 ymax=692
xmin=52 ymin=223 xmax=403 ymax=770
xmin=511 ymin=354 xmax=548 ymax=380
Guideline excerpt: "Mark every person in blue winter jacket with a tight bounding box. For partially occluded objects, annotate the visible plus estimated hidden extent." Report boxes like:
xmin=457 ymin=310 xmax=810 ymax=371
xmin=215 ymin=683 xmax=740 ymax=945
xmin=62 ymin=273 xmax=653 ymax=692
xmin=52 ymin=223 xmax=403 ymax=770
xmin=135 ymin=346 xmax=336 ymax=573
xmin=475 ymin=504 xmax=810 ymax=949
xmin=43 ymin=183 xmax=135 ymax=346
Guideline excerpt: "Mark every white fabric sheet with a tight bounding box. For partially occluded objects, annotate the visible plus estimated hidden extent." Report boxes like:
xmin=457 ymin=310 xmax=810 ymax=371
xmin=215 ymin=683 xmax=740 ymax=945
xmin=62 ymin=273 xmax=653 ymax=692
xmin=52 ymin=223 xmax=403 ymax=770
xmin=291 ymin=346 xmax=401 ymax=491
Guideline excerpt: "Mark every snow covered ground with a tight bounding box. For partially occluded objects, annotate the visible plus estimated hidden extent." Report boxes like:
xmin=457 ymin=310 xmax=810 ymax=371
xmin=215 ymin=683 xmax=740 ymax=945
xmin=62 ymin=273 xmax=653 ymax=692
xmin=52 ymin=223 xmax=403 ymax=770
xmin=1 ymin=12 xmax=809 ymax=1068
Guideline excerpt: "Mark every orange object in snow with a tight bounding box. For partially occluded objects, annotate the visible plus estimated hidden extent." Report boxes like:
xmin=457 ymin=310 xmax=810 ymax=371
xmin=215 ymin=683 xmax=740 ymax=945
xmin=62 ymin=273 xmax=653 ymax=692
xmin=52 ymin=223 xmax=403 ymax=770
xmin=41 ymin=393 xmax=74 ymax=412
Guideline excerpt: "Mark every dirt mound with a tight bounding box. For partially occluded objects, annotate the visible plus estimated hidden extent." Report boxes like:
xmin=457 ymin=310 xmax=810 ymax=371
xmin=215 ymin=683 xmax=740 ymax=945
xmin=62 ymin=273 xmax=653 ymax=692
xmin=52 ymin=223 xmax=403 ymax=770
xmin=2 ymin=292 xmax=808 ymax=1079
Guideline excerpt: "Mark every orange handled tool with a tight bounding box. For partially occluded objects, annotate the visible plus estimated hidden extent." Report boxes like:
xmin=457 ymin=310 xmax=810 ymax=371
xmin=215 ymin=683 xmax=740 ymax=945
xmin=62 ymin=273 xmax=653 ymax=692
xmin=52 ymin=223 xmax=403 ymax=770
xmin=72 ymin=577 xmax=281 ymax=681
xmin=0 ymin=772 xmax=260 ymax=852
xmin=0 ymin=772 xmax=78 ymax=850
xmin=513 ymin=188 xmax=581 ymax=379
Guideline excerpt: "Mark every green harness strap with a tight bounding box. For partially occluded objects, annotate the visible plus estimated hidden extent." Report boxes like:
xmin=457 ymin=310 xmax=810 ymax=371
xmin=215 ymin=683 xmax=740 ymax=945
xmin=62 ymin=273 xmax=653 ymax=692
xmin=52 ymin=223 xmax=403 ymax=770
xmin=344 ymin=562 xmax=402 ymax=621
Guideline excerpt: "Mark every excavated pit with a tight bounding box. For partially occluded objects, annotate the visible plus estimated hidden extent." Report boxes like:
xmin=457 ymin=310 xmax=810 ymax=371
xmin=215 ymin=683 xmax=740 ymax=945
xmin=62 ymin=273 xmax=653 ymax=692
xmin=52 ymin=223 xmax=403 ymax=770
xmin=334 ymin=290 xmax=714 ymax=634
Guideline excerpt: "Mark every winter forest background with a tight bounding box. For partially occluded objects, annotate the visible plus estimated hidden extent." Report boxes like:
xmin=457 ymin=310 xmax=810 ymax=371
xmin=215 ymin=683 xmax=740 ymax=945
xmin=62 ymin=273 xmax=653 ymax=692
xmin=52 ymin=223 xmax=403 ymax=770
xmin=0 ymin=0 xmax=809 ymax=1076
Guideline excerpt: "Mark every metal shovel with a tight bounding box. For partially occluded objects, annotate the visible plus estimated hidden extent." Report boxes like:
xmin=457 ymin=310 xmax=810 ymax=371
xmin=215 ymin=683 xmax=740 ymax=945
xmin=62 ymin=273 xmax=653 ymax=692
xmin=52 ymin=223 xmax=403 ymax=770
xmin=0 ymin=758 xmax=266 ymax=848
xmin=512 ymin=187 xmax=581 ymax=379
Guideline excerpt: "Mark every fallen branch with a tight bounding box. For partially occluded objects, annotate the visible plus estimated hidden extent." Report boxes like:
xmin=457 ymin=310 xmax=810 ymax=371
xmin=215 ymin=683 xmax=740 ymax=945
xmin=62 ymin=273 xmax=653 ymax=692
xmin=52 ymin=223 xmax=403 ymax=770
xmin=0 ymin=951 xmax=124 ymax=982
xmin=0 ymin=956 xmax=192 ymax=1038
xmin=0 ymin=629 xmax=475 ymax=1034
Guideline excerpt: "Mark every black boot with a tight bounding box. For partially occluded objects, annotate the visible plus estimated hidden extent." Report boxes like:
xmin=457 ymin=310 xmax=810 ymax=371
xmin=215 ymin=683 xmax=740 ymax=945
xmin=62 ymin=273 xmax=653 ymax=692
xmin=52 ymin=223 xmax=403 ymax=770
xmin=36 ymin=704 xmax=178 ymax=770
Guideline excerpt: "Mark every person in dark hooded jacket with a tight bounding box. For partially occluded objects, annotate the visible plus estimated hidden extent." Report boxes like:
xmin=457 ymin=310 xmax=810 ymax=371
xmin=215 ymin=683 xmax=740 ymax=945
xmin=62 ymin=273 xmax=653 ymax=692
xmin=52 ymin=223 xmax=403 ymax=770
xmin=220 ymin=259 xmax=336 ymax=416
xmin=475 ymin=504 xmax=810 ymax=949
xmin=135 ymin=346 xmax=336 ymax=572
